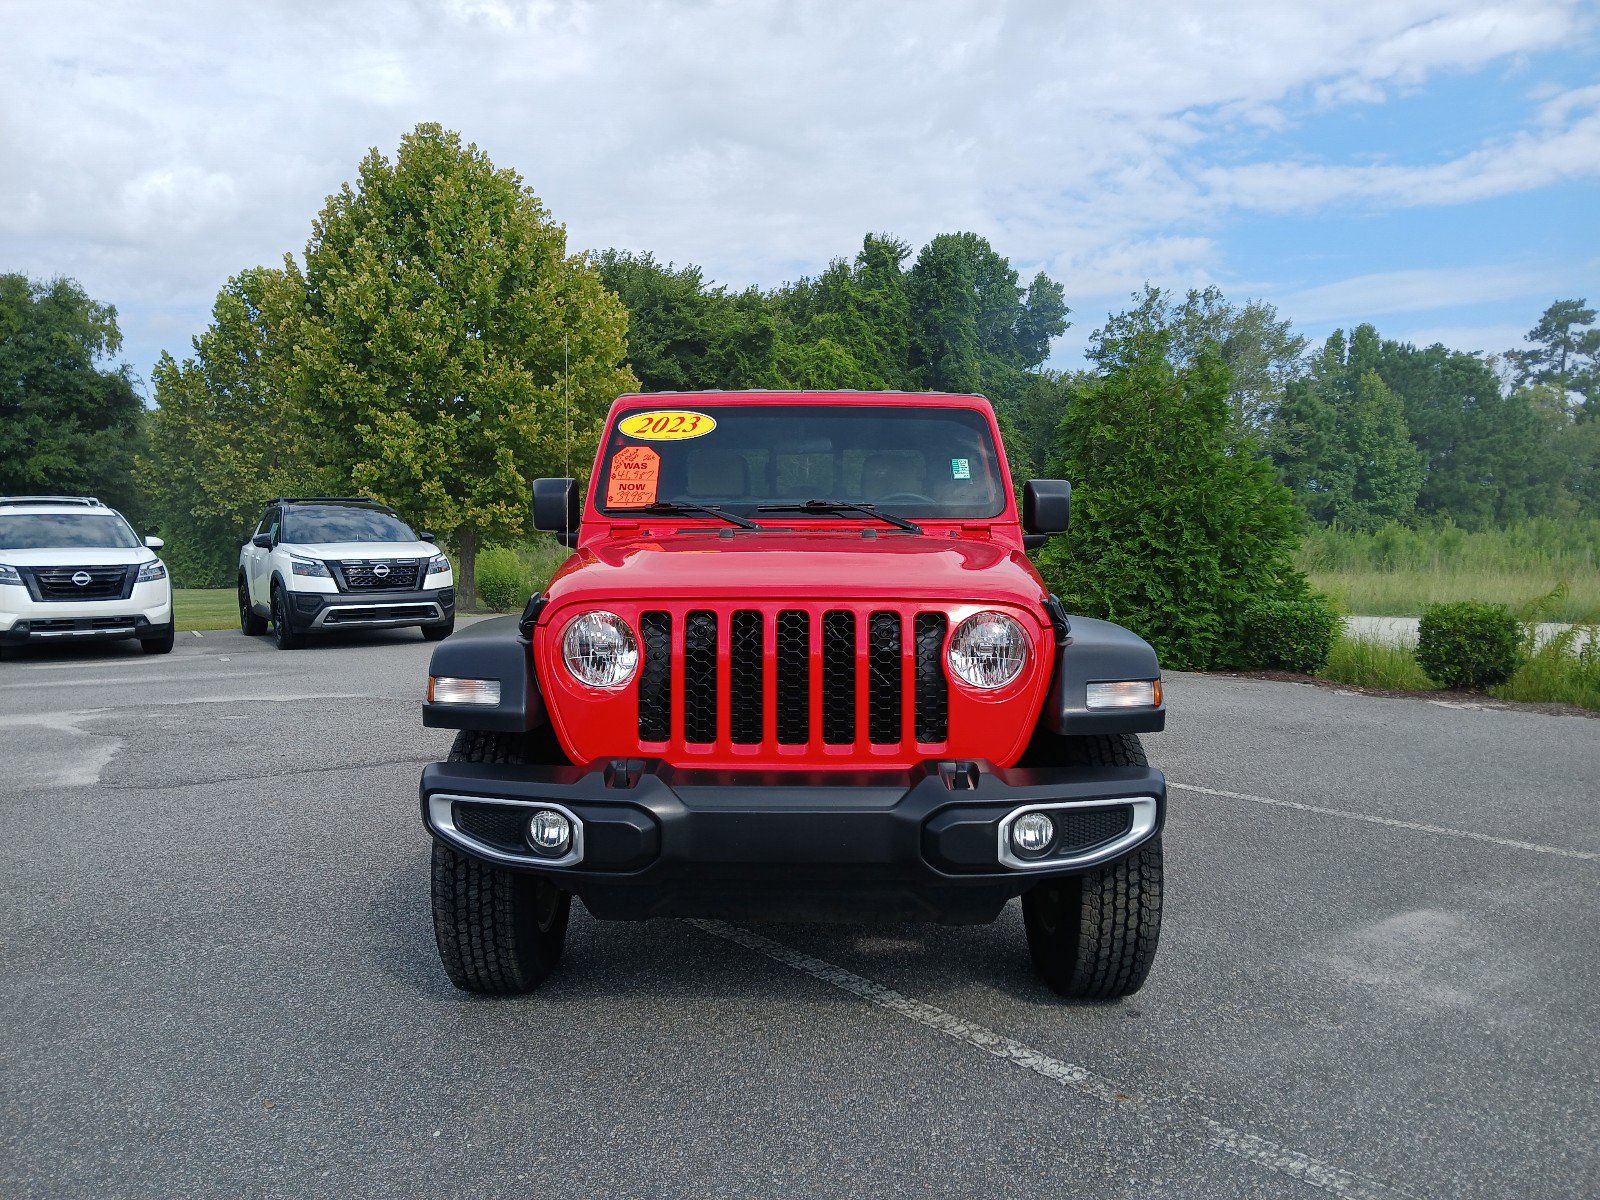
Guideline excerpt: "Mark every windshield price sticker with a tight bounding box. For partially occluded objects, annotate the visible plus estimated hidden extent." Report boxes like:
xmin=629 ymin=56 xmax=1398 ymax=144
xmin=618 ymin=410 xmax=717 ymax=441
xmin=606 ymin=445 xmax=661 ymax=507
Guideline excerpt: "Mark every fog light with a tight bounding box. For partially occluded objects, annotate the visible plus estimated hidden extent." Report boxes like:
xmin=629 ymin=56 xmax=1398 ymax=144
xmin=1010 ymin=812 xmax=1055 ymax=858
xmin=526 ymin=810 xmax=573 ymax=856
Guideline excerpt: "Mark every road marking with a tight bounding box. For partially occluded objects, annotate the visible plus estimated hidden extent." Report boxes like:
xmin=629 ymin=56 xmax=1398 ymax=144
xmin=0 ymin=671 xmax=268 ymax=690
xmin=1171 ymin=782 xmax=1598 ymax=862
xmin=19 ymin=655 xmax=220 ymax=671
xmin=688 ymin=919 xmax=1409 ymax=1200
xmin=191 ymin=630 xmax=203 ymax=638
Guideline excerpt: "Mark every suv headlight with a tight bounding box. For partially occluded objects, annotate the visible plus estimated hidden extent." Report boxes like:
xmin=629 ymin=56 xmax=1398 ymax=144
xmin=561 ymin=610 xmax=638 ymax=688
xmin=426 ymin=553 xmax=450 ymax=576
xmin=136 ymin=561 xmax=167 ymax=583
xmin=289 ymin=556 xmax=331 ymax=578
xmin=0 ymin=563 xmax=21 ymax=586
xmin=947 ymin=611 xmax=1029 ymax=689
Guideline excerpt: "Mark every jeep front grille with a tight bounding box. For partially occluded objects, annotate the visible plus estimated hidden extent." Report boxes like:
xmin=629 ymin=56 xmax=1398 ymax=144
xmin=635 ymin=605 xmax=949 ymax=751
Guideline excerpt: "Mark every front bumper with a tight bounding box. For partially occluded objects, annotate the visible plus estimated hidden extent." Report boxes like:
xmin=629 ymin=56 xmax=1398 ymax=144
xmin=421 ymin=757 xmax=1165 ymax=923
xmin=284 ymin=586 xmax=454 ymax=631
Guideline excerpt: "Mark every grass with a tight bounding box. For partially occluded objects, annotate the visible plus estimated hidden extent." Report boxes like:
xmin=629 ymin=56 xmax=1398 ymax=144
xmin=1314 ymin=630 xmax=1600 ymax=710
xmin=172 ymin=588 xmax=241 ymax=632
xmin=1315 ymin=635 xmax=1433 ymax=690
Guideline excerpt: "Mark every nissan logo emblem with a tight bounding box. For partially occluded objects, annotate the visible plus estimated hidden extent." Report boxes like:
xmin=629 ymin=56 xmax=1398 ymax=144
xmin=71 ymin=571 xmax=92 ymax=587
xmin=373 ymin=563 xmax=390 ymax=578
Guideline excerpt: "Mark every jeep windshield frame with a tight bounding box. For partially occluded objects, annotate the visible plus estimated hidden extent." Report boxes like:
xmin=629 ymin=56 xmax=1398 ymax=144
xmin=592 ymin=402 xmax=1008 ymax=524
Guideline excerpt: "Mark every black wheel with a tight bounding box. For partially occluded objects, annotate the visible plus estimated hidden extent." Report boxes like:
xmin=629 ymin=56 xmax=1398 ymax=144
xmin=422 ymin=618 xmax=455 ymax=642
xmin=430 ymin=729 xmax=573 ymax=995
xmin=1020 ymin=733 xmax=1164 ymax=1000
xmin=269 ymin=584 xmax=302 ymax=650
xmin=239 ymin=576 xmax=267 ymax=635
xmin=139 ymin=630 xmax=175 ymax=655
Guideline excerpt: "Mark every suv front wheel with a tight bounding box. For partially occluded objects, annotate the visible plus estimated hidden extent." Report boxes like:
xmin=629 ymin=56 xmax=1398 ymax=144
xmin=269 ymin=583 xmax=303 ymax=650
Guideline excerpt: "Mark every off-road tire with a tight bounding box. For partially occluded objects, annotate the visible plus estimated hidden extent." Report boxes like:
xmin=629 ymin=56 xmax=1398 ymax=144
xmin=239 ymin=576 xmax=267 ymax=635
xmin=430 ymin=729 xmax=573 ymax=994
xmin=1021 ymin=733 xmax=1163 ymax=1000
xmin=422 ymin=618 xmax=455 ymax=642
xmin=139 ymin=630 xmax=175 ymax=655
xmin=269 ymin=583 xmax=302 ymax=651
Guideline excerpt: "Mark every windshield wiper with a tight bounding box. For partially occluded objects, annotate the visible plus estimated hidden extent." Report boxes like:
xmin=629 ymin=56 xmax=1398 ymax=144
xmin=755 ymin=499 xmax=923 ymax=535
xmin=631 ymin=501 xmax=762 ymax=530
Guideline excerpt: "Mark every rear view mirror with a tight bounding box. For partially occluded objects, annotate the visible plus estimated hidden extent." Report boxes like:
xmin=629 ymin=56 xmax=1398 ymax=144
xmin=251 ymin=533 xmax=272 ymax=549
xmin=419 ymin=532 xmax=436 ymax=544
xmin=1022 ymin=479 xmax=1071 ymax=552
xmin=532 ymin=478 xmax=581 ymax=548
xmin=144 ymin=535 xmax=165 ymax=550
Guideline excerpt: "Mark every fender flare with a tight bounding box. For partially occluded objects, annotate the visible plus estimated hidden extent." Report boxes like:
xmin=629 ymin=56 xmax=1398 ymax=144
xmin=1042 ymin=608 xmax=1166 ymax=736
xmin=422 ymin=612 xmax=547 ymax=733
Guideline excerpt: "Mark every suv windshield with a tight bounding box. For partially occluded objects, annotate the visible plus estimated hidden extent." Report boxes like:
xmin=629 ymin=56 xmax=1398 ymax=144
xmin=283 ymin=505 xmax=417 ymax=544
xmin=0 ymin=513 xmax=141 ymax=550
xmin=595 ymin=404 xmax=1006 ymax=520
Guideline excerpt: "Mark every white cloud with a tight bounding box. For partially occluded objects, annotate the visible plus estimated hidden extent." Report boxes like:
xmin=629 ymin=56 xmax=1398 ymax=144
xmin=0 ymin=0 xmax=1592 ymax=386
xmin=1272 ymin=265 xmax=1571 ymax=324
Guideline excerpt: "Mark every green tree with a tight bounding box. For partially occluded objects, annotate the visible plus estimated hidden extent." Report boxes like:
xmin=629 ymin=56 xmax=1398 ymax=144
xmin=142 ymin=267 xmax=311 ymax=585
xmin=288 ymin=123 xmax=637 ymax=606
xmin=769 ymin=234 xmax=920 ymax=390
xmin=1269 ymin=325 xmax=1424 ymax=529
xmin=1508 ymin=299 xmax=1599 ymax=417
xmin=0 ymin=274 xmax=144 ymax=513
xmin=1037 ymin=322 xmax=1307 ymax=670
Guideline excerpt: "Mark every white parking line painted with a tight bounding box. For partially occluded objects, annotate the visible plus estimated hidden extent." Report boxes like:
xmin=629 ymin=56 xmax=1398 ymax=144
xmin=20 ymin=656 xmax=220 ymax=671
xmin=689 ymin=919 xmax=1408 ymax=1200
xmin=0 ymin=671 xmax=269 ymax=691
xmin=1171 ymin=782 xmax=1598 ymax=862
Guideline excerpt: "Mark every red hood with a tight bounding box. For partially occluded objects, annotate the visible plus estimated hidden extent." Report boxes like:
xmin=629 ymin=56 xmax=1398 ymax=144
xmin=542 ymin=530 xmax=1048 ymax=611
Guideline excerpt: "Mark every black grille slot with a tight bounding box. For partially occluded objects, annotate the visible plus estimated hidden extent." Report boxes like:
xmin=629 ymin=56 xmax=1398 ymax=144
xmin=454 ymin=803 xmax=531 ymax=853
xmin=1052 ymin=806 xmax=1134 ymax=853
xmin=914 ymin=612 xmax=949 ymax=743
xmin=868 ymin=611 xmax=903 ymax=744
xmin=821 ymin=610 xmax=857 ymax=744
xmin=29 ymin=565 xmax=133 ymax=601
xmin=775 ymin=610 xmax=810 ymax=744
xmin=683 ymin=610 xmax=719 ymax=744
xmin=338 ymin=559 xmax=422 ymax=590
xmin=638 ymin=611 xmax=672 ymax=742
xmin=729 ymin=610 xmax=764 ymax=744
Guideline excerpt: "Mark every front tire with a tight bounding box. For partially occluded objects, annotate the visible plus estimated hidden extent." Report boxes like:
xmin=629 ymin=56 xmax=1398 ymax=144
xmin=430 ymin=729 xmax=573 ymax=995
xmin=422 ymin=617 xmax=455 ymax=642
xmin=270 ymin=584 xmax=303 ymax=650
xmin=239 ymin=576 xmax=267 ymax=635
xmin=1020 ymin=733 xmax=1164 ymax=1000
xmin=139 ymin=630 xmax=175 ymax=655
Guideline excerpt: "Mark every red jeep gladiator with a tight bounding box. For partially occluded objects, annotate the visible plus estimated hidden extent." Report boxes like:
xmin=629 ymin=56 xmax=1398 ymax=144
xmin=420 ymin=392 xmax=1166 ymax=999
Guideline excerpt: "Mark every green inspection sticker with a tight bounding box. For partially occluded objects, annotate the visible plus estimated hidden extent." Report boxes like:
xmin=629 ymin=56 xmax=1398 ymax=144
xmin=951 ymin=458 xmax=971 ymax=480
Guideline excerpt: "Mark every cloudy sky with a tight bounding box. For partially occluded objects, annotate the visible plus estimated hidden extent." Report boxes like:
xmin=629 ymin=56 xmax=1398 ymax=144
xmin=3 ymin=0 xmax=1596 ymax=395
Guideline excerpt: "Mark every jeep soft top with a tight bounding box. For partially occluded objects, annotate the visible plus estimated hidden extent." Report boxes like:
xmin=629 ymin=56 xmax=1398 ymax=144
xmin=419 ymin=391 xmax=1166 ymax=999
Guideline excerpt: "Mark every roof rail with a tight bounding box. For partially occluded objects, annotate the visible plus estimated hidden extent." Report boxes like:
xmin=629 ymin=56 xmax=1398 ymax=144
xmin=0 ymin=495 xmax=106 ymax=508
xmin=269 ymin=496 xmax=382 ymax=506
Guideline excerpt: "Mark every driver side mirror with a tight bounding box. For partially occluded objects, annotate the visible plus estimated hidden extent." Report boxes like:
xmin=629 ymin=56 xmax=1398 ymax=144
xmin=532 ymin=477 xmax=581 ymax=548
xmin=419 ymin=532 xmax=436 ymax=544
xmin=144 ymin=535 xmax=165 ymax=550
xmin=1022 ymin=479 xmax=1071 ymax=552
xmin=251 ymin=533 xmax=272 ymax=549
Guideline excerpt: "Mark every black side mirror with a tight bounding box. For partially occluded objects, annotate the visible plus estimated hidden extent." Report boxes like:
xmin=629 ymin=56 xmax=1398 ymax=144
xmin=251 ymin=532 xmax=272 ymax=549
xmin=532 ymin=477 xmax=581 ymax=548
xmin=1022 ymin=479 xmax=1071 ymax=552
xmin=419 ymin=532 xmax=436 ymax=544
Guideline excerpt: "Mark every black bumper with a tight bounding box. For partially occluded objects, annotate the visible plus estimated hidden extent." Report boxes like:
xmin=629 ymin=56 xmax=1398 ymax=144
xmin=286 ymin=586 xmax=454 ymax=631
xmin=1 ymin=615 xmax=171 ymax=646
xmin=420 ymin=758 xmax=1165 ymax=923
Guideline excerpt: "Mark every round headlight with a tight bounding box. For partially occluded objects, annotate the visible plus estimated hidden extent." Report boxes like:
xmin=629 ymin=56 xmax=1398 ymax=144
xmin=561 ymin=610 xmax=639 ymax=688
xmin=947 ymin=611 xmax=1028 ymax=690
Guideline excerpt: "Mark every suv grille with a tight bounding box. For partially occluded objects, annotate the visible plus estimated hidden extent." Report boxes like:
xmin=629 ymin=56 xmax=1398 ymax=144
xmin=635 ymin=605 xmax=950 ymax=751
xmin=333 ymin=559 xmax=422 ymax=591
xmin=26 ymin=565 xmax=135 ymax=602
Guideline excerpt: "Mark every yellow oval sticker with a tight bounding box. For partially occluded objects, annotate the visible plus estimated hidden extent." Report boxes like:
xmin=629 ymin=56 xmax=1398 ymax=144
xmin=618 ymin=410 xmax=717 ymax=441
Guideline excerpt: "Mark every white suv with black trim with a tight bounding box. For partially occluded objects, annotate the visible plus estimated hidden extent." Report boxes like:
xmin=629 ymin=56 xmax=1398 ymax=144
xmin=0 ymin=496 xmax=173 ymax=659
xmin=239 ymin=496 xmax=455 ymax=650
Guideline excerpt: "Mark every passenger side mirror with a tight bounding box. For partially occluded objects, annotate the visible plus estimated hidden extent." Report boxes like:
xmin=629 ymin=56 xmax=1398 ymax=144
xmin=1022 ymin=479 xmax=1071 ymax=552
xmin=144 ymin=535 xmax=165 ymax=550
xmin=251 ymin=533 xmax=272 ymax=549
xmin=419 ymin=531 xmax=436 ymax=544
xmin=532 ymin=477 xmax=581 ymax=548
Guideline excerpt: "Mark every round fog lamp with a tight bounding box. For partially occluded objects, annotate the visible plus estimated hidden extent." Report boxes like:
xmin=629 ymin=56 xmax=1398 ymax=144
xmin=527 ymin=810 xmax=573 ymax=856
xmin=1010 ymin=812 xmax=1055 ymax=858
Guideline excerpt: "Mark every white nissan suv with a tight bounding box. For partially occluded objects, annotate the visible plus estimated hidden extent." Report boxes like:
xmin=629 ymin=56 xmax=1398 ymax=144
xmin=0 ymin=496 xmax=174 ymax=660
xmin=238 ymin=496 xmax=455 ymax=650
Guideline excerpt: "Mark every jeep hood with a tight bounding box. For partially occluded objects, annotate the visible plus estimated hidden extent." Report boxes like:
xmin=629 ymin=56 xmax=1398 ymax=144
xmin=543 ymin=531 xmax=1048 ymax=611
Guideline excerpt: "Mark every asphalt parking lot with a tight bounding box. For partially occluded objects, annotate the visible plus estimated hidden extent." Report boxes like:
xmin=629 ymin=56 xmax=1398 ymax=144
xmin=2 ymin=627 xmax=1597 ymax=1199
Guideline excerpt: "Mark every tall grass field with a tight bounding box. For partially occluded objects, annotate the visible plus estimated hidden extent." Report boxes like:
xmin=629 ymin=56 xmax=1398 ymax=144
xmin=1299 ymin=519 xmax=1600 ymax=622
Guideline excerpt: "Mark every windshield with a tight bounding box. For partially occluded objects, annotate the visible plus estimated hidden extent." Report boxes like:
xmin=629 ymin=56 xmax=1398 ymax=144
xmin=0 ymin=512 xmax=141 ymax=550
xmin=283 ymin=505 xmax=417 ymax=544
xmin=594 ymin=404 xmax=1006 ymax=520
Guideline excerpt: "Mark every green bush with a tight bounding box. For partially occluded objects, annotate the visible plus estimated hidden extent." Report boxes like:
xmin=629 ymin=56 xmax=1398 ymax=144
xmin=1415 ymin=601 xmax=1522 ymax=689
xmin=1240 ymin=595 xmax=1340 ymax=673
xmin=474 ymin=546 xmax=532 ymax=612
